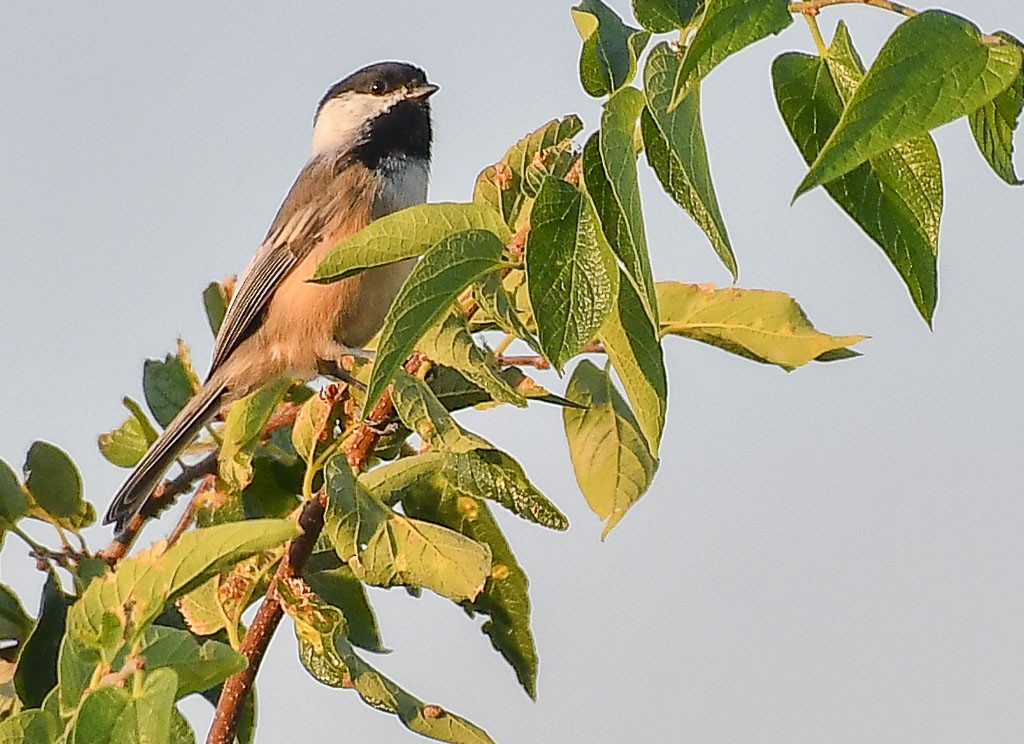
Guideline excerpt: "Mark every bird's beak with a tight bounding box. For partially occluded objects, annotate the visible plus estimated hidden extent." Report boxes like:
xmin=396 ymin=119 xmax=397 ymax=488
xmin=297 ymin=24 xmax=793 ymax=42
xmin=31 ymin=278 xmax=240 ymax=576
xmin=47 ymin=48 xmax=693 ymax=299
xmin=407 ymin=83 xmax=439 ymax=100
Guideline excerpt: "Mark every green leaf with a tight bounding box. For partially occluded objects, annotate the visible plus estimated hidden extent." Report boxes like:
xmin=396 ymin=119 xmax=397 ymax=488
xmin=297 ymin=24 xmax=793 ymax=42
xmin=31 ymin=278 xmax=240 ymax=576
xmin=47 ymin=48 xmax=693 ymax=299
xmin=643 ymin=42 xmax=736 ymax=278
xmin=98 ymin=398 xmax=159 ymax=468
xmin=337 ymin=631 xmax=496 ymax=743
xmin=473 ymin=116 xmax=583 ymax=229
xmin=669 ymin=0 xmax=792 ymax=111
xmin=14 ymin=574 xmax=71 ymax=708
xmin=291 ymin=391 xmax=335 ymax=465
xmin=0 ymin=585 xmax=31 ymax=645
xmin=572 ymin=0 xmax=650 ymax=98
xmin=472 ymin=272 xmax=539 ymax=351
xmin=143 ymin=354 xmax=195 ymax=429
xmin=0 ymin=710 xmax=59 ymax=744
xmin=969 ymin=32 xmax=1024 ymax=185
xmin=418 ymin=314 xmax=527 ymax=409
xmin=441 ymin=450 xmax=568 ymax=531
xmin=633 ymin=0 xmax=702 ymax=33
xmin=587 ymin=86 xmax=659 ymax=314
xmin=773 ymin=23 xmax=943 ymax=323
xmin=24 ymin=442 xmax=89 ymax=524
xmin=168 ymin=707 xmax=196 ymax=744
xmin=312 ymin=203 xmax=511 ymax=284
xmin=136 ymin=625 xmax=247 ymax=698
xmin=526 ymin=178 xmax=618 ymax=371
xmin=219 ymin=377 xmax=292 ymax=492
xmin=598 ymin=272 xmax=669 ymax=453
xmin=392 ymin=372 xmax=491 ymax=454
xmin=323 ymin=458 xmax=491 ymax=602
xmin=796 ymin=11 xmax=1024 ymax=197
xmin=358 ymin=452 xmax=448 ymax=507
xmin=202 ymin=281 xmax=230 ymax=336
xmin=0 ymin=460 xmax=28 ymax=528
xmin=403 ymin=491 xmax=539 ymax=698
xmin=656 ymin=281 xmax=866 ymax=369
xmin=563 ymin=361 xmax=658 ymax=538
xmin=305 ymin=563 xmax=385 ymax=653
xmin=364 ymin=229 xmax=505 ymax=414
xmin=70 ymin=668 xmax=178 ymax=744
xmin=285 ymin=590 xmax=494 ymax=743
xmin=62 ymin=519 xmax=299 ymax=711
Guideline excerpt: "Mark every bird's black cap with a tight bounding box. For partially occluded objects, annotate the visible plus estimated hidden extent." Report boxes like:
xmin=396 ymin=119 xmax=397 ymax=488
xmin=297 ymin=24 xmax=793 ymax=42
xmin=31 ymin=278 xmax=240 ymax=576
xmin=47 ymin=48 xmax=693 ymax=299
xmin=318 ymin=61 xmax=431 ymax=111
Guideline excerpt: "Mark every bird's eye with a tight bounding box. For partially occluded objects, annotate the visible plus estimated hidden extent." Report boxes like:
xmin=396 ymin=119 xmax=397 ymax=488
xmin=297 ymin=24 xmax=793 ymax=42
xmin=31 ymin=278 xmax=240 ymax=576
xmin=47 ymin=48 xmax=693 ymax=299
xmin=370 ymin=80 xmax=385 ymax=94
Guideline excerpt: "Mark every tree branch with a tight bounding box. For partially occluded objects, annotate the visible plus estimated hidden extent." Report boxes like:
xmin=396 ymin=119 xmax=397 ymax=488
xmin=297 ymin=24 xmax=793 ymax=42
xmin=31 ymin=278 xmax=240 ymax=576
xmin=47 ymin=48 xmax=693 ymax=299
xmin=206 ymin=353 xmax=428 ymax=744
xmin=789 ymin=0 xmax=918 ymax=18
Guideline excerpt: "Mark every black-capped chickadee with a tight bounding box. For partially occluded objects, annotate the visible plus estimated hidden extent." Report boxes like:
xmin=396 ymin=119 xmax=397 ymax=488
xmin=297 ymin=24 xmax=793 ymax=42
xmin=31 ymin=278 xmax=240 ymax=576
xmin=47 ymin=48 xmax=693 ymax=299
xmin=104 ymin=61 xmax=438 ymax=532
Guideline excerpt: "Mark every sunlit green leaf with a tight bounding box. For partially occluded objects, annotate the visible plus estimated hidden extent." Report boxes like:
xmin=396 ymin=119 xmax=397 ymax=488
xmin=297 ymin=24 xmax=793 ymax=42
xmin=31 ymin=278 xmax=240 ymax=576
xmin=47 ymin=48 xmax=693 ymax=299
xmin=441 ymin=450 xmax=568 ymax=531
xmin=98 ymin=397 xmax=159 ymax=468
xmin=62 ymin=519 xmax=299 ymax=711
xmin=69 ymin=668 xmax=177 ymax=744
xmin=24 ymin=442 xmax=90 ymax=526
xmin=136 ymin=625 xmax=247 ymax=698
xmin=644 ymin=42 xmax=735 ymax=278
xmin=143 ymin=354 xmax=196 ymax=429
xmin=219 ymin=377 xmax=292 ymax=492
xmin=472 ymin=272 xmax=539 ymax=351
xmin=969 ymin=32 xmax=1024 ymax=185
xmin=633 ymin=0 xmax=702 ymax=33
xmin=585 ymin=86 xmax=658 ymax=316
xmin=285 ymin=589 xmax=494 ymax=743
xmin=364 ymin=229 xmax=504 ymax=415
xmin=669 ymin=0 xmax=792 ymax=110
xmin=0 ymin=460 xmax=28 ymax=528
xmin=773 ymin=23 xmax=943 ymax=323
xmin=324 ymin=458 xmax=491 ymax=603
xmin=418 ymin=314 xmax=527 ymax=409
xmin=202 ymin=281 xmax=230 ymax=336
xmin=572 ymin=0 xmax=650 ymax=97
xmin=796 ymin=11 xmax=1023 ymax=197
xmin=291 ymin=391 xmax=335 ymax=465
xmin=526 ymin=178 xmax=618 ymax=371
xmin=473 ymin=116 xmax=583 ymax=229
xmin=392 ymin=373 xmax=491 ymax=455
xmin=304 ymin=562 xmax=385 ymax=653
xmin=404 ymin=490 xmax=539 ymax=698
xmin=564 ymin=361 xmax=657 ymax=538
xmin=598 ymin=273 xmax=668 ymax=453
xmin=312 ymin=203 xmax=510 ymax=284
xmin=656 ymin=281 xmax=866 ymax=369
xmin=0 ymin=709 xmax=59 ymax=744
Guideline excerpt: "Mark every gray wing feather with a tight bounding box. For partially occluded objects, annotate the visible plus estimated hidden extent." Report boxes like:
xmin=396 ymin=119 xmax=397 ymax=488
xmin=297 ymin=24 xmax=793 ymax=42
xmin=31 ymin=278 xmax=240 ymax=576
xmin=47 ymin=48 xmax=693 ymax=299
xmin=207 ymin=155 xmax=342 ymax=376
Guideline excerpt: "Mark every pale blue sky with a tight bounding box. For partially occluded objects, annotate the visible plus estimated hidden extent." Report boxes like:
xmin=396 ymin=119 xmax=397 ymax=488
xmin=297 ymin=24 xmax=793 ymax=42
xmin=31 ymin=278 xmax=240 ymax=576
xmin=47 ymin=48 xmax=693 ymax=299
xmin=2 ymin=2 xmax=1023 ymax=742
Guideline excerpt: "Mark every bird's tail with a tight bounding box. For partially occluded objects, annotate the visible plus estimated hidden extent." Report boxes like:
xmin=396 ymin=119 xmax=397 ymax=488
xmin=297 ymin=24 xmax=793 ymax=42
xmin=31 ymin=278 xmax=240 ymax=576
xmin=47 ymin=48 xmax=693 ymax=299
xmin=104 ymin=377 xmax=227 ymax=532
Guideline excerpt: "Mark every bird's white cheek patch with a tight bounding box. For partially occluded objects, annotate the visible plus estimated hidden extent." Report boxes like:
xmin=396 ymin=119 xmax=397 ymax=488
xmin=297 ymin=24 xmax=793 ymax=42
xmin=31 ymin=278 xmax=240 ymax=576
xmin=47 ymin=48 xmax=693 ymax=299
xmin=311 ymin=90 xmax=405 ymax=156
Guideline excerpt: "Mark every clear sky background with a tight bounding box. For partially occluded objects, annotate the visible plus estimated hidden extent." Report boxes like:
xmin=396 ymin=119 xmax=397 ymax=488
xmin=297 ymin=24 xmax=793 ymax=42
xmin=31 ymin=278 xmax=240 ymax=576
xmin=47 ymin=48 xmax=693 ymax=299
xmin=2 ymin=2 xmax=1023 ymax=742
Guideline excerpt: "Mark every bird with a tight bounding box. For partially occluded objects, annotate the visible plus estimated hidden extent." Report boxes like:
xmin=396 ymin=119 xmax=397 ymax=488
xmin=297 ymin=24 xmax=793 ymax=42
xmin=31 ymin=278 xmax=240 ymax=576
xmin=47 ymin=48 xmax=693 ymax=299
xmin=103 ymin=61 xmax=438 ymax=532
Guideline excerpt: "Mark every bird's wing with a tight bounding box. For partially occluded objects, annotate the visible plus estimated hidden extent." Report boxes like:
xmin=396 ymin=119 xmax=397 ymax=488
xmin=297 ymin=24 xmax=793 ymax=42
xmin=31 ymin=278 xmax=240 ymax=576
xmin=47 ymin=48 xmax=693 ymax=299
xmin=208 ymin=156 xmax=342 ymax=375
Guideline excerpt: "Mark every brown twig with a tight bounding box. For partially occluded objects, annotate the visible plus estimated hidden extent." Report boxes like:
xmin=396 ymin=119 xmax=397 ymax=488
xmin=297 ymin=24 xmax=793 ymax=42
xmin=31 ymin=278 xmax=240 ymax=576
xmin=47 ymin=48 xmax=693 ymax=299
xmin=165 ymin=477 xmax=214 ymax=547
xmin=206 ymin=492 xmax=327 ymax=744
xmin=788 ymin=0 xmax=917 ymax=18
xmin=207 ymin=352 xmax=428 ymax=744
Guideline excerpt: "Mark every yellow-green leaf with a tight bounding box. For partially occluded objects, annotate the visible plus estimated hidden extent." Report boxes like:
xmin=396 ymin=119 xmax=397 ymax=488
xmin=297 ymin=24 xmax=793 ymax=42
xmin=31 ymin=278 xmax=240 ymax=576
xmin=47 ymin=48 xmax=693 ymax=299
xmin=657 ymin=281 xmax=866 ymax=369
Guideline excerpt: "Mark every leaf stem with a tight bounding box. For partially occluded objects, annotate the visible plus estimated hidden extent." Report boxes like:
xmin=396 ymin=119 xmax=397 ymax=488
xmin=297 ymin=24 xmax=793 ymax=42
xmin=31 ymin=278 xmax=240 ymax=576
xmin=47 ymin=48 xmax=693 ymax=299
xmin=789 ymin=0 xmax=918 ymax=19
xmin=803 ymin=12 xmax=830 ymax=57
xmin=10 ymin=525 xmax=48 ymax=555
